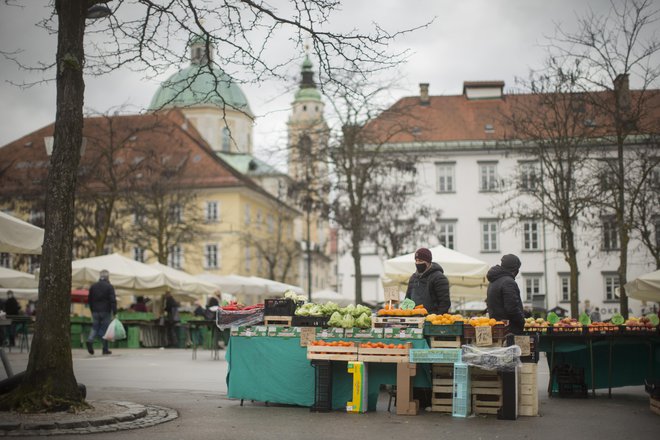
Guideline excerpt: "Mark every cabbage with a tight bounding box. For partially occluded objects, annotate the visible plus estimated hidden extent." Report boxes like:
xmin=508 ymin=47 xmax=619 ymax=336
xmin=321 ymin=301 xmax=339 ymax=316
xmin=340 ymin=313 xmax=355 ymax=328
xmin=284 ymin=290 xmax=298 ymax=300
xmin=340 ymin=304 xmax=356 ymax=315
xmin=355 ymin=313 xmax=372 ymax=328
xmin=309 ymin=305 xmax=323 ymax=317
xmin=328 ymin=311 xmax=343 ymax=327
xmin=297 ymin=294 xmax=308 ymax=303
xmin=353 ymin=304 xmax=372 ymax=317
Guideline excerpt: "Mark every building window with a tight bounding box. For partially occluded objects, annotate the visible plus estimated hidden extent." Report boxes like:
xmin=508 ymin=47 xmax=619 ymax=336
xmin=133 ymin=247 xmax=145 ymax=263
xmin=603 ymin=273 xmax=619 ymax=301
xmin=244 ymin=204 xmax=251 ymax=225
xmin=522 ymin=220 xmax=540 ymax=251
xmin=602 ymin=217 xmax=618 ymax=250
xmin=27 ymin=256 xmax=40 ymax=274
xmin=267 ymin=214 xmax=274 ymax=234
xmin=204 ymin=244 xmax=219 ymax=269
xmin=480 ymin=220 xmax=499 ymax=252
xmin=206 ymin=201 xmax=219 ymax=223
xmin=438 ymin=221 xmax=456 ymax=249
xmin=133 ymin=209 xmax=144 ymax=225
xmin=559 ymin=275 xmax=570 ymax=302
xmin=169 ymin=204 xmax=183 ymax=224
xmin=256 ymin=210 xmax=262 ymax=228
xmin=168 ymin=245 xmax=183 ymax=270
xmin=479 ymin=163 xmax=498 ymax=191
xmin=519 ymin=162 xmax=539 ymax=191
xmin=222 ymin=127 xmax=230 ymax=152
xmin=436 ymin=163 xmax=455 ymax=193
xmin=524 ymin=275 xmax=542 ymax=302
xmin=244 ymin=246 xmax=251 ymax=272
xmin=0 ymin=253 xmax=11 ymax=268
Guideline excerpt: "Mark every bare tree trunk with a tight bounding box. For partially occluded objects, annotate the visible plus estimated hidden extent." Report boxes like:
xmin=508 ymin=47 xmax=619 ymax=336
xmin=0 ymin=0 xmax=86 ymax=412
xmin=351 ymin=233 xmax=363 ymax=305
xmin=617 ymin=137 xmax=629 ymax=318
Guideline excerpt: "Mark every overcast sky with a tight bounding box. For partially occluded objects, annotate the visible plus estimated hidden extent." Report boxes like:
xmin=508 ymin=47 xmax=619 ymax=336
xmin=0 ymin=0 xmax=615 ymax=165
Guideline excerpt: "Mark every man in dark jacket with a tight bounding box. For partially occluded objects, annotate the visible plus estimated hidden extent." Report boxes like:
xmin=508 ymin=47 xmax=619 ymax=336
xmin=405 ymin=247 xmax=451 ymax=314
xmin=86 ymin=269 xmax=117 ymax=355
xmin=486 ymin=254 xmax=525 ymax=335
xmin=4 ymin=291 xmax=21 ymax=346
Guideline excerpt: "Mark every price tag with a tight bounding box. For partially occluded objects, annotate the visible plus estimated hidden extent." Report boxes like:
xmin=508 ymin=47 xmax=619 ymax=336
xmin=514 ymin=336 xmax=531 ymax=356
xmin=384 ymin=286 xmax=400 ymax=303
xmin=475 ymin=326 xmax=493 ymax=346
xmin=300 ymin=327 xmax=316 ymax=347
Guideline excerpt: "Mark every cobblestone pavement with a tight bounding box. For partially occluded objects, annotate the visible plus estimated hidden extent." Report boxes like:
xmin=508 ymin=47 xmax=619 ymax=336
xmin=0 ymin=400 xmax=177 ymax=436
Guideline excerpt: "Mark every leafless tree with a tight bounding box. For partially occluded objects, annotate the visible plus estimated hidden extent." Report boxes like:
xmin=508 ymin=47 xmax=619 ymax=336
xmin=549 ymin=0 xmax=660 ymax=317
xmin=0 ymin=0 xmax=427 ymax=412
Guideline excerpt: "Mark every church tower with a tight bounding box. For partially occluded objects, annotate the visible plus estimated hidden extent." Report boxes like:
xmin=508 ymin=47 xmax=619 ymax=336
xmin=287 ymin=55 xmax=335 ymax=295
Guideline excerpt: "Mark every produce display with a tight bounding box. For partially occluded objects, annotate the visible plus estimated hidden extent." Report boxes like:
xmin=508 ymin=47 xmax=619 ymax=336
xmin=623 ymin=315 xmax=659 ymax=331
xmin=550 ymin=317 xmax=583 ymax=332
xmin=310 ymin=340 xmax=355 ymax=347
xmin=587 ymin=322 xmax=619 ymax=333
xmin=524 ymin=317 xmax=550 ymax=332
xmin=377 ymin=304 xmax=428 ymax=317
xmin=358 ymin=341 xmax=407 ymax=349
xmin=327 ymin=304 xmax=373 ymax=329
xmin=220 ymin=300 xmax=264 ymax=311
xmin=425 ymin=313 xmax=467 ymax=325
xmin=467 ymin=317 xmax=505 ymax=327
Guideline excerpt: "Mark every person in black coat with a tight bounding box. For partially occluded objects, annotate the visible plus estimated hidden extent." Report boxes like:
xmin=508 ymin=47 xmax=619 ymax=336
xmin=486 ymin=254 xmax=525 ymax=335
xmin=86 ymin=269 xmax=117 ymax=355
xmin=4 ymin=291 xmax=21 ymax=346
xmin=405 ymin=247 xmax=451 ymax=314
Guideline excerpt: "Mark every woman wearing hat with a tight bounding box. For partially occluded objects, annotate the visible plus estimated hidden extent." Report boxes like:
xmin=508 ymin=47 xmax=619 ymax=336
xmin=405 ymin=247 xmax=451 ymax=314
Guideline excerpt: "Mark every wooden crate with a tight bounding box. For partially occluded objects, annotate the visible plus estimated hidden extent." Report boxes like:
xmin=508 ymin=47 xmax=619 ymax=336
xmin=518 ymin=363 xmax=538 ymax=416
xmin=373 ymin=316 xmax=425 ymax=329
xmin=358 ymin=343 xmax=411 ymax=363
xmin=307 ymin=345 xmax=358 ymax=361
xmin=651 ymin=396 xmax=660 ymax=416
xmin=471 ymin=368 xmax=502 ymax=416
xmin=429 ymin=335 xmax=462 ymax=348
xmin=431 ymin=365 xmax=454 ymax=413
xmin=264 ymin=315 xmax=293 ymax=326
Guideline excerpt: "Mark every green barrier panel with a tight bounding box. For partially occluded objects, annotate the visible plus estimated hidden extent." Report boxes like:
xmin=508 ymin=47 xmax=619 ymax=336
xmin=177 ymin=326 xmax=187 ymax=348
xmin=127 ymin=326 xmax=140 ymax=348
xmin=116 ymin=311 xmax=155 ymax=321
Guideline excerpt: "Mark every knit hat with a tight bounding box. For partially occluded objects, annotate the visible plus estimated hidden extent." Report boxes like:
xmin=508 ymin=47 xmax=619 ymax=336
xmin=414 ymin=247 xmax=432 ymax=263
xmin=501 ymin=254 xmax=521 ymax=272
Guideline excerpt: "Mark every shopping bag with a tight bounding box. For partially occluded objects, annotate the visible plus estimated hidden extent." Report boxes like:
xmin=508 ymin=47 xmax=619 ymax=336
xmin=103 ymin=318 xmax=126 ymax=341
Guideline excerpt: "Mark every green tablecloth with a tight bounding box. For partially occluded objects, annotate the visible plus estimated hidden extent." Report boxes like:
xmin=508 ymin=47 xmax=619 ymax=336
xmin=539 ymin=335 xmax=660 ymax=390
xmin=226 ymin=336 xmax=431 ymax=410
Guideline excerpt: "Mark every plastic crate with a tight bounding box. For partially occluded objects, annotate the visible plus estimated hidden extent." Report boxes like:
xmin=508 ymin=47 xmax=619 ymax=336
xmin=264 ymin=298 xmax=298 ymax=316
xmin=292 ymin=315 xmax=330 ymax=327
xmin=549 ymin=325 xmax=586 ymax=336
xmin=410 ymin=348 xmax=462 ymax=364
xmin=311 ymin=360 xmax=333 ymax=412
xmin=424 ymin=322 xmax=464 ymax=336
xmin=463 ymin=323 xmax=509 ymax=340
xmin=453 ymin=362 xmax=471 ymax=417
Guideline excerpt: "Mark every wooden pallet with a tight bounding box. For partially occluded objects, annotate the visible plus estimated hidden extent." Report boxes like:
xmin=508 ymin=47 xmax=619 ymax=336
xmin=372 ymin=316 xmax=425 ymax=328
xmin=430 ymin=391 xmax=453 ymax=413
xmin=264 ymin=316 xmax=293 ymax=326
xmin=471 ymin=368 xmax=502 ymax=416
xmin=651 ymin=396 xmax=660 ymax=416
xmin=429 ymin=335 xmax=462 ymax=348
xmin=431 ymin=365 xmax=454 ymax=413
xmin=307 ymin=345 xmax=358 ymax=361
xmin=358 ymin=343 xmax=411 ymax=363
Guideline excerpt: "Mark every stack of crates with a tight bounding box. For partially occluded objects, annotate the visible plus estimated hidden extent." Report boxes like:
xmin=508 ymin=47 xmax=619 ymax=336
xmin=310 ymin=360 xmax=333 ymax=412
xmin=452 ymin=363 xmax=471 ymax=417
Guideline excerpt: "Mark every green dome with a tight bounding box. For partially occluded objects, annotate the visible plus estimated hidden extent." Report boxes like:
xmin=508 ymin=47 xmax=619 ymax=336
xmin=294 ymin=87 xmax=321 ymax=101
xmin=149 ymin=65 xmax=253 ymax=117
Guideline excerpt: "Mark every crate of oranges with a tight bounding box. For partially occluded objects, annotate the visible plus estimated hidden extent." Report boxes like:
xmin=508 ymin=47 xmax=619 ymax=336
xmin=463 ymin=317 xmax=509 ymax=340
xmin=424 ymin=314 xmax=467 ymax=336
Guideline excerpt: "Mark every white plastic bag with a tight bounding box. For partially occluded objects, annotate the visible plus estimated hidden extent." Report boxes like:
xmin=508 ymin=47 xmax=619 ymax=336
xmin=103 ymin=318 xmax=126 ymax=341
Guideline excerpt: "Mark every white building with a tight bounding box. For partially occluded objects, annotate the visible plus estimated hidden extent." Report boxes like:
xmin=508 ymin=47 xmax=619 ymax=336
xmin=338 ymin=81 xmax=659 ymax=318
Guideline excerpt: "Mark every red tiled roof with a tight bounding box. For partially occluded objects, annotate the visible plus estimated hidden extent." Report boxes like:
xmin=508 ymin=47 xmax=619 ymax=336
xmin=0 ymin=110 xmax=290 ymax=210
xmin=366 ymin=88 xmax=660 ymax=144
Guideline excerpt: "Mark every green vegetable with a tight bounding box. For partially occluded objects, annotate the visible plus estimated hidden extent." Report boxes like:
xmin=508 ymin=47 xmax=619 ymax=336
xmin=355 ymin=313 xmax=372 ymax=328
xmin=321 ymin=301 xmax=339 ymax=316
xmin=340 ymin=313 xmax=355 ymax=329
xmin=546 ymin=312 xmax=560 ymax=324
xmin=646 ymin=314 xmax=660 ymax=326
xmin=579 ymin=312 xmax=591 ymax=326
xmin=610 ymin=313 xmax=625 ymax=325
xmin=328 ymin=311 xmax=342 ymax=327
xmin=353 ymin=304 xmax=372 ymax=317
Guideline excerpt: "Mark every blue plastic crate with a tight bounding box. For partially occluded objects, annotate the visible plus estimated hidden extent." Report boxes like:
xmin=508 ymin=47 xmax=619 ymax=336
xmin=409 ymin=348 xmax=462 ymax=363
xmin=453 ymin=362 xmax=471 ymax=417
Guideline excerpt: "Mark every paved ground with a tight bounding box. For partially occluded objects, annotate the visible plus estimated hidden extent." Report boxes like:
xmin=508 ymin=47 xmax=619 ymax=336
xmin=1 ymin=348 xmax=658 ymax=439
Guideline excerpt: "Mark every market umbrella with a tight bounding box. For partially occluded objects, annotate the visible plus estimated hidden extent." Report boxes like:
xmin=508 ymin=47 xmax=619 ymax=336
xmin=71 ymin=253 xmax=171 ymax=292
xmin=195 ymin=273 xmax=264 ymax=296
xmin=311 ymin=289 xmax=352 ymax=306
xmin=149 ymin=262 xmax=219 ymax=296
xmin=624 ymin=269 xmax=660 ymax=302
xmin=248 ymin=276 xmax=304 ymax=295
xmin=0 ymin=211 xmax=44 ymax=255
xmin=0 ymin=266 xmax=38 ymax=289
xmin=382 ymin=244 xmax=489 ymax=301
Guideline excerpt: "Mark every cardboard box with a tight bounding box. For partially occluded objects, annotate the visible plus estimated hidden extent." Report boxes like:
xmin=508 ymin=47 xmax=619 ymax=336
xmin=231 ymin=325 xmax=268 ymax=337
xmin=315 ymin=327 xmax=345 ymax=339
xmin=267 ymin=326 xmax=301 ymax=338
xmin=383 ymin=327 xmax=424 ymax=339
xmin=345 ymin=327 xmax=384 ymax=339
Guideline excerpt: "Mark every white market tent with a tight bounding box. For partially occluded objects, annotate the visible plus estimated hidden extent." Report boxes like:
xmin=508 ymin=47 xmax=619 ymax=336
xmin=624 ymin=269 xmax=660 ymax=302
xmin=196 ymin=273 xmax=264 ymax=297
xmin=149 ymin=262 xmax=219 ymax=296
xmin=382 ymin=244 xmax=489 ymax=302
xmin=311 ymin=289 xmax=353 ymax=306
xmin=0 ymin=266 xmax=38 ymax=289
xmin=71 ymin=253 xmax=170 ymax=293
xmin=0 ymin=211 xmax=44 ymax=255
xmin=249 ymin=276 xmax=304 ymax=295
